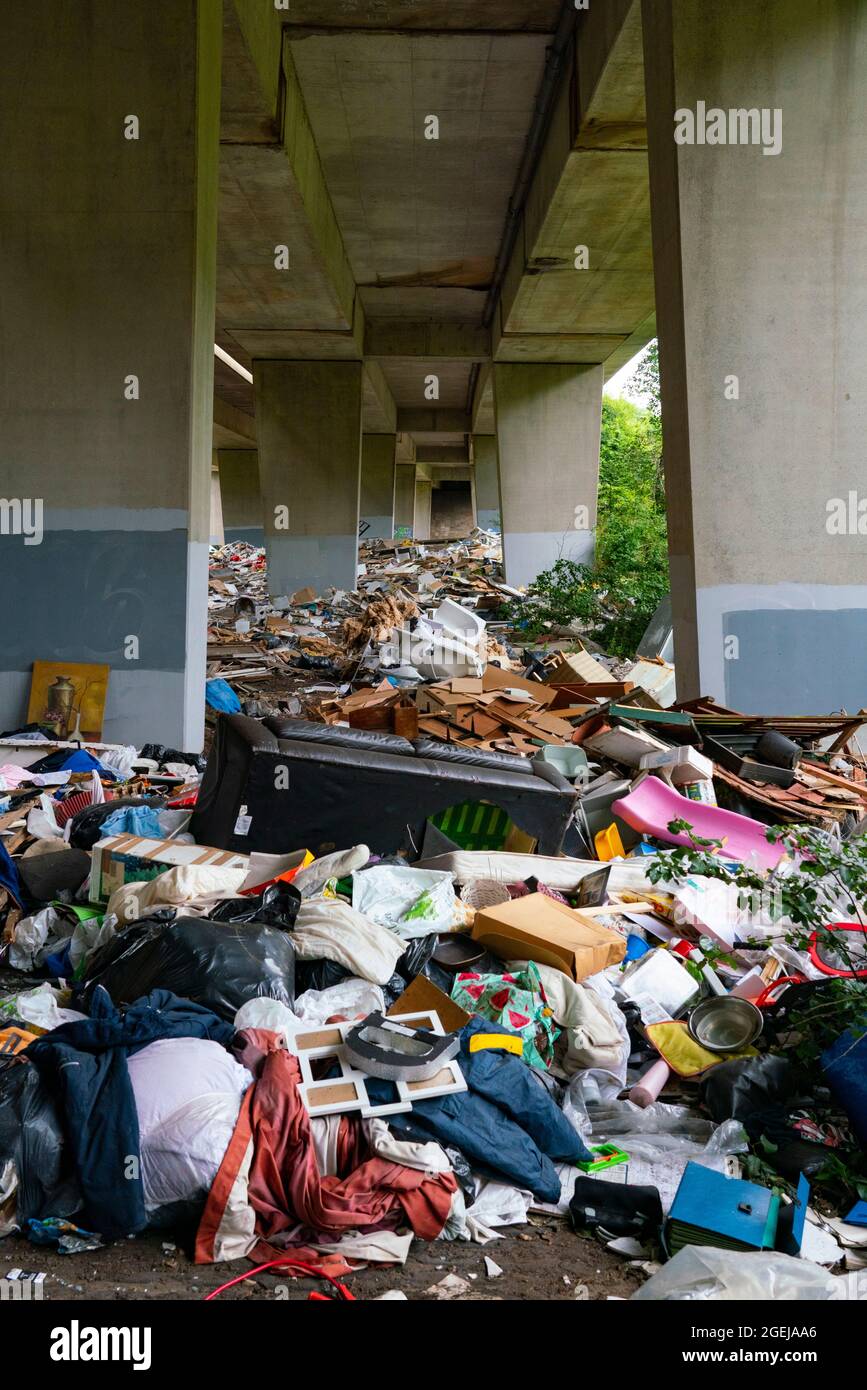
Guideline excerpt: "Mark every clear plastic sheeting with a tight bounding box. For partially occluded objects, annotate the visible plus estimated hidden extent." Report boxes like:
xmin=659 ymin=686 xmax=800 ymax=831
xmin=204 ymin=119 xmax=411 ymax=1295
xmin=632 ymin=1246 xmax=846 ymax=1300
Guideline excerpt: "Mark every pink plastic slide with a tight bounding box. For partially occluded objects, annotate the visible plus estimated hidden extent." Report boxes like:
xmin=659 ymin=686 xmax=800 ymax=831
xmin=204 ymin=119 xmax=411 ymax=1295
xmin=612 ymin=778 xmax=786 ymax=872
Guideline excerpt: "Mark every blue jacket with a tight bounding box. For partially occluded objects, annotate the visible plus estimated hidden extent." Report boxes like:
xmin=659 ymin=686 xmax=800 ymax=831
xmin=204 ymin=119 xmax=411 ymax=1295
xmin=24 ymin=987 xmax=234 ymax=1237
xmin=368 ymin=1016 xmax=592 ymax=1202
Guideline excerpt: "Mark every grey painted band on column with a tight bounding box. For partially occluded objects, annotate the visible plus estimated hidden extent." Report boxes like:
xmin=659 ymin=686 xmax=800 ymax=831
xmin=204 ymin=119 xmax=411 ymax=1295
xmin=0 ymin=669 xmax=193 ymax=750
xmin=0 ymin=529 xmax=208 ymax=750
xmin=476 ymin=509 xmax=502 ymax=532
xmin=267 ymin=534 xmax=359 ymax=598
xmin=360 ymin=515 xmax=393 ymax=541
xmin=502 ymin=530 xmax=595 ymax=589
xmin=696 ymin=581 xmax=867 ymax=715
xmin=0 ymin=529 xmax=194 ymax=669
xmin=223 ymin=527 xmax=265 ymax=547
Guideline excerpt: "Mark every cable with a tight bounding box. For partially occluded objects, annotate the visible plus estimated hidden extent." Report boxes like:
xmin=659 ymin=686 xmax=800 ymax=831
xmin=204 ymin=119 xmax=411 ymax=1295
xmin=204 ymin=1257 xmax=355 ymax=1301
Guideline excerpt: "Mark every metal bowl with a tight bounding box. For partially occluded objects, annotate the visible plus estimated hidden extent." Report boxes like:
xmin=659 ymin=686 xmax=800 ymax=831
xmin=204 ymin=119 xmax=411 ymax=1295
xmin=687 ymin=996 xmax=764 ymax=1053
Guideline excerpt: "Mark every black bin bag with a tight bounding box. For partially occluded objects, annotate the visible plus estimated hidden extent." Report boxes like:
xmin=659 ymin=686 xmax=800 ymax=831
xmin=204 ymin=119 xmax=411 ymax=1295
xmin=0 ymin=1061 xmax=82 ymax=1223
xmin=81 ymin=917 xmax=295 ymax=1021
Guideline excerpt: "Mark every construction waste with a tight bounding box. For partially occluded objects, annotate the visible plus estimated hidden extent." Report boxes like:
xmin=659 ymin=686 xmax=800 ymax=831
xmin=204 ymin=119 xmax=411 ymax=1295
xmin=1 ymin=531 xmax=866 ymax=1302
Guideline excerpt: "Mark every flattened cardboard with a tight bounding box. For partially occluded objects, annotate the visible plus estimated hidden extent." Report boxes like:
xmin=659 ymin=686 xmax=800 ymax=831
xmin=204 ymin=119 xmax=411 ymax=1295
xmin=471 ymin=892 xmax=626 ymax=981
xmin=387 ymin=975 xmax=471 ymax=1033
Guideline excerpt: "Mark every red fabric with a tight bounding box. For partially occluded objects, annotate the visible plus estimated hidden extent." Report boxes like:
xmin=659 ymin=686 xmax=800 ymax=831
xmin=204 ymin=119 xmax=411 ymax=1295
xmin=195 ymin=1029 xmax=455 ymax=1265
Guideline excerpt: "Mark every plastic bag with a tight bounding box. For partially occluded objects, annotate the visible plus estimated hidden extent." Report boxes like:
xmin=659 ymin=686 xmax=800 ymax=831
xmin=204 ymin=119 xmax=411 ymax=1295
xmin=209 ymin=878 xmax=301 ymax=930
xmin=352 ymin=865 xmax=460 ymax=938
xmin=81 ymin=917 xmax=296 ymax=1021
xmin=0 ymin=1061 xmax=81 ymax=1223
xmin=632 ymin=1246 xmax=844 ymax=1301
xmin=0 ymin=981 xmax=87 ymax=1031
xmin=293 ymin=979 xmax=385 ymax=1025
xmin=67 ymin=796 xmax=165 ymax=851
xmin=451 ymin=961 xmax=560 ymax=1070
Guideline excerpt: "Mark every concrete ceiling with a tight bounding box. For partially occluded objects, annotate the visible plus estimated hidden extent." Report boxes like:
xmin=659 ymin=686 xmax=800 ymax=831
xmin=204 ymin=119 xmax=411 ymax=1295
xmin=213 ymin=0 xmax=656 ymax=451
xmin=290 ymin=32 xmax=548 ymax=311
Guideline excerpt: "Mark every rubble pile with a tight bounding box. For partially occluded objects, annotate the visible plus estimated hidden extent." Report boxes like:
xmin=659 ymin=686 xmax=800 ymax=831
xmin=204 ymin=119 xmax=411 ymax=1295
xmin=0 ymin=531 xmax=866 ymax=1303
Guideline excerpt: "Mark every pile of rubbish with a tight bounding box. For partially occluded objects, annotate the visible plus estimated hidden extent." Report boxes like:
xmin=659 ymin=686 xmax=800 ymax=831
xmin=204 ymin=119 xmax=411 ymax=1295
xmin=1 ymin=538 xmax=866 ymax=1302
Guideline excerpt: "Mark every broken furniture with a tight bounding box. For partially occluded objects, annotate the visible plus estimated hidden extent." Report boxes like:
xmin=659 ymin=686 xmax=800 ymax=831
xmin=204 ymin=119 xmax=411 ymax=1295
xmin=190 ymin=714 xmax=578 ymax=857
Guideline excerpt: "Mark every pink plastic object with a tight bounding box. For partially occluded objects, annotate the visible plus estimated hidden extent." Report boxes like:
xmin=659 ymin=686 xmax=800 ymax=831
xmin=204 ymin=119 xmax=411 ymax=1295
xmin=628 ymin=1058 xmax=670 ymax=1108
xmin=612 ymin=778 xmax=785 ymax=871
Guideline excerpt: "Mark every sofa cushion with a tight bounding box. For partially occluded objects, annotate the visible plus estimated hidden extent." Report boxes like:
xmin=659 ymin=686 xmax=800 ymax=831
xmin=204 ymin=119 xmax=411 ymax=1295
xmin=265 ymin=717 xmax=416 ymax=758
xmin=412 ymin=738 xmax=534 ymax=775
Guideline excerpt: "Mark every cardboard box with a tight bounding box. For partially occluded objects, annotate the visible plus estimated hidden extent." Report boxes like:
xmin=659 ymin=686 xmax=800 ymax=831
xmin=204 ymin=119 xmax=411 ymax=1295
xmin=471 ymin=892 xmax=626 ymax=981
xmin=91 ymin=834 xmax=249 ymax=904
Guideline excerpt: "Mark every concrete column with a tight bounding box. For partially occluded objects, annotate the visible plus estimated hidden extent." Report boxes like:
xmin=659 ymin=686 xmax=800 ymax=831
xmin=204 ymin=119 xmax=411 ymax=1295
xmin=414 ymin=480 xmax=433 ymax=542
xmin=210 ymin=454 xmax=225 ymax=546
xmin=254 ymin=361 xmax=363 ymax=596
xmin=472 ymin=435 xmax=502 ymax=532
xmin=0 ymin=0 xmax=220 ymax=750
xmin=643 ymin=0 xmax=867 ymax=713
xmin=217 ymin=450 xmax=263 ymax=546
xmin=394 ymin=464 xmax=416 ymax=538
xmin=492 ymin=364 xmax=603 ymax=588
xmin=360 ymin=435 xmax=396 ymax=540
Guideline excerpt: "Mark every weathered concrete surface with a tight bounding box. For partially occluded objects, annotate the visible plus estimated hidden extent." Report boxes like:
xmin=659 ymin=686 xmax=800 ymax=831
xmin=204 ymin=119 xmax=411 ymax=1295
xmin=0 ymin=0 xmax=220 ymax=749
xmin=360 ymin=435 xmax=396 ymax=539
xmin=255 ymin=361 xmax=363 ymax=595
xmin=473 ymin=434 xmax=502 ymax=531
xmin=644 ymin=0 xmax=867 ymax=713
xmin=394 ymin=462 xmax=417 ymax=535
xmin=218 ymin=449 xmax=263 ymax=545
xmin=493 ymin=362 xmax=603 ymax=588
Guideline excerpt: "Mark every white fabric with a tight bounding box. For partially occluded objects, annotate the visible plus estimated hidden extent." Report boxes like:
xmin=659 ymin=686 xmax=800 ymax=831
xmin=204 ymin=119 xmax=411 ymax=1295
xmin=507 ymin=958 xmax=627 ymax=1077
xmin=291 ymin=896 xmax=405 ymax=984
xmin=363 ymin=1118 xmax=453 ymax=1176
xmin=106 ymin=862 xmax=249 ymax=925
xmin=128 ymin=1038 xmax=250 ymax=1211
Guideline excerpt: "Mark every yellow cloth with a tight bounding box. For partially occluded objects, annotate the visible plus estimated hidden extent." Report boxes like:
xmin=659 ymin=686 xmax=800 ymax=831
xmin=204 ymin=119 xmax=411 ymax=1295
xmin=646 ymin=1020 xmax=757 ymax=1077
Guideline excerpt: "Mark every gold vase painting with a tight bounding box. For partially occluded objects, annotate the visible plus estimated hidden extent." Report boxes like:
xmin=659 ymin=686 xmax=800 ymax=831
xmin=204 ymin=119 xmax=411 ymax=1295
xmin=27 ymin=662 xmax=110 ymax=742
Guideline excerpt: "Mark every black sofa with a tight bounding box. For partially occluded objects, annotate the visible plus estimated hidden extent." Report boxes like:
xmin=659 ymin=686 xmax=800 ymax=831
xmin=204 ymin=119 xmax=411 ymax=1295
xmin=190 ymin=715 xmax=578 ymax=858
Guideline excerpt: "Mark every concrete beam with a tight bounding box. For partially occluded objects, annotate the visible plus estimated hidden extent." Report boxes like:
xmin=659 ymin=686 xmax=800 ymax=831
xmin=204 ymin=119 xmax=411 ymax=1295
xmin=493 ymin=0 xmax=655 ymax=372
xmin=213 ymin=394 xmax=257 ymax=448
xmin=364 ymin=320 xmax=491 ymax=362
xmin=220 ymin=2 xmax=362 ymax=356
xmin=396 ymin=409 xmax=472 ymax=434
xmin=363 ymin=361 xmax=398 ymax=433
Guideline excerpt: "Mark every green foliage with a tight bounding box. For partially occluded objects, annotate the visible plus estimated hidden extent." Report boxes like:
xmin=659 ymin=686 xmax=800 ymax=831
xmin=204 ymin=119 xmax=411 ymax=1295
xmin=505 ymin=381 xmax=669 ymax=657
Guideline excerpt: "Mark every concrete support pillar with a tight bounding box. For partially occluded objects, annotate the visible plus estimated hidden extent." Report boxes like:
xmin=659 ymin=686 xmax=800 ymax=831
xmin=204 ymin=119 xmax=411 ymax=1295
xmin=414 ymin=480 xmax=433 ymax=542
xmin=472 ymin=435 xmax=502 ymax=532
xmin=254 ymin=361 xmax=363 ymax=596
xmin=0 ymin=0 xmax=220 ymax=749
xmin=360 ymin=435 xmax=396 ymax=540
xmin=393 ymin=464 xmax=416 ymax=538
xmin=210 ymin=454 xmax=225 ymax=546
xmin=492 ymin=364 xmax=603 ymax=588
xmin=643 ymin=0 xmax=867 ymax=712
xmin=217 ymin=450 xmax=263 ymax=547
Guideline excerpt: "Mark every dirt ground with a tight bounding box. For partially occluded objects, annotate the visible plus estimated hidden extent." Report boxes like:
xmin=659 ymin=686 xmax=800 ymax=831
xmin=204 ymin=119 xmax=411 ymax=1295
xmin=2 ymin=1216 xmax=644 ymax=1302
